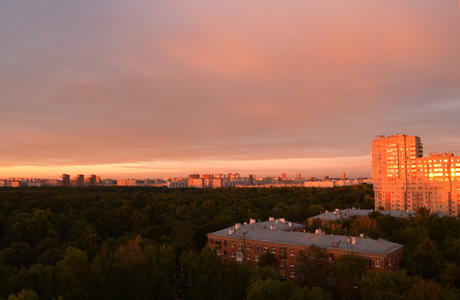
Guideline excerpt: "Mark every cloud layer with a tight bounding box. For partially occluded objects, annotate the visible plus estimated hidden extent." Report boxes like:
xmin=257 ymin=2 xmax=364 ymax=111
xmin=1 ymin=1 xmax=459 ymax=178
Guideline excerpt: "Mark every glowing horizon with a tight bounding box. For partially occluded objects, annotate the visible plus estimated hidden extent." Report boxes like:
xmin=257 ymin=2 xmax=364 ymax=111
xmin=0 ymin=155 xmax=371 ymax=180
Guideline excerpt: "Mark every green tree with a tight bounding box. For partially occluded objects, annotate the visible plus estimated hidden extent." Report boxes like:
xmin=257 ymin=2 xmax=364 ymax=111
xmin=329 ymin=254 xmax=366 ymax=298
xmin=8 ymin=289 xmax=38 ymax=300
xmin=258 ymin=252 xmax=277 ymax=269
xmin=179 ymin=247 xmax=224 ymax=300
xmin=245 ymin=279 xmax=307 ymax=300
xmin=296 ymin=246 xmax=327 ymax=289
xmin=53 ymin=247 xmax=89 ymax=299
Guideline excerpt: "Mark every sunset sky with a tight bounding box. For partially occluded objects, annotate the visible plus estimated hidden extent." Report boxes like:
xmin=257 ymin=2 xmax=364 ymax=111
xmin=1 ymin=1 xmax=460 ymax=179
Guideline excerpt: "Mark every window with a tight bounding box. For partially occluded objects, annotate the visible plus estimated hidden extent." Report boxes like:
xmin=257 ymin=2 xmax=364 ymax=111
xmin=247 ymin=253 xmax=251 ymax=260
xmin=231 ymin=251 xmax=235 ymax=257
xmin=224 ymin=241 xmax=227 ymax=246
xmin=329 ymin=254 xmax=334 ymax=261
xmin=255 ymin=245 xmax=259 ymax=251
xmin=327 ymin=277 xmax=336 ymax=285
xmin=224 ymin=250 xmax=227 ymax=256
xmin=375 ymin=260 xmax=381 ymax=267
xmin=290 ymin=249 xmax=295 ymax=256
xmin=290 ymin=271 xmax=295 ymax=278
xmin=272 ymin=247 xmax=276 ymax=254
xmin=255 ymin=255 xmax=259 ymax=262
xmin=246 ymin=244 xmax=251 ymax=250
xmin=238 ymin=243 xmax=242 ymax=249
xmin=210 ymin=239 xmax=214 ymax=244
xmin=231 ymin=242 xmax=234 ymax=248
xmin=216 ymin=250 xmax=220 ymax=256
xmin=263 ymin=246 xmax=268 ymax=252
xmin=290 ymin=260 xmax=295 ymax=267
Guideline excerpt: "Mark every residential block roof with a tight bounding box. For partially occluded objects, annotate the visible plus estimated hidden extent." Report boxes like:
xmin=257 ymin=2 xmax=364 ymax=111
xmin=209 ymin=218 xmax=403 ymax=255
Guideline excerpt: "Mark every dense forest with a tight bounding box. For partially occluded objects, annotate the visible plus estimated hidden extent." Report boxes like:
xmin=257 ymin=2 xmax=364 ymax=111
xmin=0 ymin=185 xmax=458 ymax=299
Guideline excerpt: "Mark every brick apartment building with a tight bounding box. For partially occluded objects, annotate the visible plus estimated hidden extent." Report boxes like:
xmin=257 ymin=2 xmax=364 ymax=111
xmin=207 ymin=218 xmax=403 ymax=284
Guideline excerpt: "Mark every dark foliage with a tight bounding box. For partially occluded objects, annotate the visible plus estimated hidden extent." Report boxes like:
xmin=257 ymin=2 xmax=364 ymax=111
xmin=0 ymin=185 xmax=458 ymax=299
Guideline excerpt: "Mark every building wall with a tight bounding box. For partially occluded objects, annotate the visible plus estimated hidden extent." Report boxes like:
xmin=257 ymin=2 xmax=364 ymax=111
xmin=207 ymin=234 xmax=402 ymax=283
xmin=372 ymin=135 xmax=459 ymax=216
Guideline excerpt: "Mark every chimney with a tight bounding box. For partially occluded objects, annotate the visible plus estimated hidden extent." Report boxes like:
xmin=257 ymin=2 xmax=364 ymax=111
xmin=359 ymin=233 xmax=364 ymax=238
xmin=229 ymin=229 xmax=234 ymax=235
xmin=269 ymin=217 xmax=274 ymax=221
xmin=379 ymin=238 xmax=382 ymax=243
xmin=235 ymin=223 xmax=241 ymax=230
xmin=288 ymin=222 xmax=292 ymax=227
xmin=280 ymin=218 xmax=285 ymax=223
xmin=250 ymin=218 xmax=256 ymax=224
xmin=352 ymin=237 xmax=356 ymax=245
xmin=347 ymin=238 xmax=351 ymax=244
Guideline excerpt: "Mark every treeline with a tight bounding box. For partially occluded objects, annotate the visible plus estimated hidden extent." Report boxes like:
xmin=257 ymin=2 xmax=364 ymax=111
xmin=0 ymin=185 xmax=458 ymax=299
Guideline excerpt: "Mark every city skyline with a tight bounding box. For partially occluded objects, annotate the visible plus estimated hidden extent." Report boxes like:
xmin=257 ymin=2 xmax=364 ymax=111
xmin=1 ymin=1 xmax=460 ymax=179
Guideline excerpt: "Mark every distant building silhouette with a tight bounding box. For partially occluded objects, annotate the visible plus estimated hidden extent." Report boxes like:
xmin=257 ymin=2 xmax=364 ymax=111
xmin=58 ymin=174 xmax=70 ymax=187
xmin=74 ymin=174 xmax=84 ymax=187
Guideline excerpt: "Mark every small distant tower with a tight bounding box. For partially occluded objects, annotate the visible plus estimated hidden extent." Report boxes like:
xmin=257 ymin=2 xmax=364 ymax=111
xmin=296 ymin=173 xmax=301 ymax=179
xmin=74 ymin=174 xmax=85 ymax=187
xmin=341 ymin=172 xmax=346 ymax=180
xmin=58 ymin=174 xmax=70 ymax=187
xmin=280 ymin=173 xmax=287 ymax=180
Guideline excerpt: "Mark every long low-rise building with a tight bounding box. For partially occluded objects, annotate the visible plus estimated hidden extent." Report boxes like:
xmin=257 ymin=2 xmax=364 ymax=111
xmin=207 ymin=218 xmax=403 ymax=284
xmin=307 ymin=208 xmax=416 ymax=227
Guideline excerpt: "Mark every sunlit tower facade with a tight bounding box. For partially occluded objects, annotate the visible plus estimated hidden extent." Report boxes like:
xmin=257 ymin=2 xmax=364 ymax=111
xmin=416 ymin=153 xmax=460 ymax=216
xmin=74 ymin=174 xmax=85 ymax=187
xmin=58 ymin=174 xmax=70 ymax=187
xmin=371 ymin=135 xmax=423 ymax=211
xmin=372 ymin=135 xmax=460 ymax=216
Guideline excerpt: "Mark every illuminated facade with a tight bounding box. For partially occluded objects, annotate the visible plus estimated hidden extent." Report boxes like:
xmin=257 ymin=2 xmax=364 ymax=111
xmin=371 ymin=135 xmax=459 ymax=216
xmin=73 ymin=174 xmax=85 ymax=187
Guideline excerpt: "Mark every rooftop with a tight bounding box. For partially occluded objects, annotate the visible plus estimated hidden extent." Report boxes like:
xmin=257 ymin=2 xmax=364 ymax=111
xmin=209 ymin=218 xmax=403 ymax=255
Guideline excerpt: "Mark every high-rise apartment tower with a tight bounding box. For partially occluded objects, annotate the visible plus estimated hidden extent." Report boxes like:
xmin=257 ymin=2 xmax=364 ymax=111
xmin=371 ymin=135 xmax=459 ymax=216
